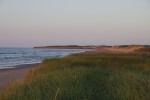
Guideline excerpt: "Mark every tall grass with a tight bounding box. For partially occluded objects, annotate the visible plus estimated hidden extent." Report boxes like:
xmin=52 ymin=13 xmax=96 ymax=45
xmin=0 ymin=53 xmax=150 ymax=100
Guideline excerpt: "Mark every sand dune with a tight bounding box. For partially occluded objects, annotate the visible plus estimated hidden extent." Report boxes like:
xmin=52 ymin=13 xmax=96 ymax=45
xmin=96 ymin=45 xmax=145 ymax=53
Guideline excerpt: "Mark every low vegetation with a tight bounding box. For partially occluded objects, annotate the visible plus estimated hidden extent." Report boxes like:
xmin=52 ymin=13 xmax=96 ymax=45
xmin=134 ymin=47 xmax=150 ymax=53
xmin=0 ymin=52 xmax=150 ymax=100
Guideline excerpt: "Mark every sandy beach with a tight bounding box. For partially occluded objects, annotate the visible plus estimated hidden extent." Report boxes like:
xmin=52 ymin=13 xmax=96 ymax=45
xmin=0 ymin=63 xmax=40 ymax=91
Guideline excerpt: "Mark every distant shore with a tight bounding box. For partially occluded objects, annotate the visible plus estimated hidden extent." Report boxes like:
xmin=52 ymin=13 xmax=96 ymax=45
xmin=34 ymin=45 xmax=149 ymax=53
xmin=0 ymin=63 xmax=40 ymax=91
xmin=33 ymin=45 xmax=96 ymax=49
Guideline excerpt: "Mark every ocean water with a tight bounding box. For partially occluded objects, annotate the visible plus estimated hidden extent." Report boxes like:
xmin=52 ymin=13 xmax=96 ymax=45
xmin=0 ymin=48 xmax=87 ymax=69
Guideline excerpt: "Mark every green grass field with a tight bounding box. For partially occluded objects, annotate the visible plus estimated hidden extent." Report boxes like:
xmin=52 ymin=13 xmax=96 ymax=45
xmin=0 ymin=52 xmax=150 ymax=100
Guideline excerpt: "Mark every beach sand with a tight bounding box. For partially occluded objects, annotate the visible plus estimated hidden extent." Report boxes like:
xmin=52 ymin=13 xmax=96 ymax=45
xmin=0 ymin=63 xmax=40 ymax=91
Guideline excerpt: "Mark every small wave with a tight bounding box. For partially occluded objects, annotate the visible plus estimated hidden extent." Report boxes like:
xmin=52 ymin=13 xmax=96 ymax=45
xmin=0 ymin=67 xmax=15 ymax=69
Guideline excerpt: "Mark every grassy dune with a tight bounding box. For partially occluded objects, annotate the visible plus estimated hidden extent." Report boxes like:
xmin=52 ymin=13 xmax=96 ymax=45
xmin=0 ymin=53 xmax=150 ymax=100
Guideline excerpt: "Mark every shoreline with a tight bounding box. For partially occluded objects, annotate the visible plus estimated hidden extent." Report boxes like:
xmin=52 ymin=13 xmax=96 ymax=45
xmin=0 ymin=49 xmax=125 ymax=90
xmin=0 ymin=46 xmax=146 ymax=91
xmin=0 ymin=50 xmax=89 ymax=91
xmin=0 ymin=63 xmax=40 ymax=91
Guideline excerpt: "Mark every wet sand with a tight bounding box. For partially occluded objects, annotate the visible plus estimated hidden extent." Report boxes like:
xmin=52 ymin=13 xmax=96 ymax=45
xmin=0 ymin=63 xmax=40 ymax=91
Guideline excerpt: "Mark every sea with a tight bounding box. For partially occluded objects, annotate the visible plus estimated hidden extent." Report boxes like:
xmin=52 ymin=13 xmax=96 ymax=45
xmin=0 ymin=48 xmax=88 ymax=69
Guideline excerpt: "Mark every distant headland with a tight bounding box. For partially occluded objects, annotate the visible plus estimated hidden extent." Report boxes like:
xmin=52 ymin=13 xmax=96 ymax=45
xmin=33 ymin=45 xmax=150 ymax=53
xmin=33 ymin=45 xmax=97 ymax=49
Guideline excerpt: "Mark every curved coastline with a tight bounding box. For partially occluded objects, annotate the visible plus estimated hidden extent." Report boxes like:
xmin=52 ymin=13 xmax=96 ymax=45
xmin=0 ymin=49 xmax=89 ymax=91
xmin=0 ymin=45 xmax=149 ymax=92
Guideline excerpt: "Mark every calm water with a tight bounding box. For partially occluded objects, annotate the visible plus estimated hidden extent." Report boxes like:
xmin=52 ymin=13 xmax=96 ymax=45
xmin=0 ymin=48 xmax=87 ymax=69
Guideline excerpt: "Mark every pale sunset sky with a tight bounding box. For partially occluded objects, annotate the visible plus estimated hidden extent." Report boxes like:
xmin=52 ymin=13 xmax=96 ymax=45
xmin=0 ymin=0 xmax=150 ymax=47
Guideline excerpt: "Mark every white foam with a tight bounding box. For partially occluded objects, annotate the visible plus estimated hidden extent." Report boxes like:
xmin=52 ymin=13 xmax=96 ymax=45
xmin=0 ymin=67 xmax=15 ymax=69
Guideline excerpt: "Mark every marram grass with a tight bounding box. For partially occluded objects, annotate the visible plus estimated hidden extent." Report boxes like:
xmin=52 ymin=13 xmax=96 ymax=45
xmin=0 ymin=53 xmax=150 ymax=100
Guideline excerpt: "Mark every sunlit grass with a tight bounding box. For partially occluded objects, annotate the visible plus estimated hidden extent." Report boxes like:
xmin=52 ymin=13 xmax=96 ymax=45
xmin=0 ymin=53 xmax=150 ymax=100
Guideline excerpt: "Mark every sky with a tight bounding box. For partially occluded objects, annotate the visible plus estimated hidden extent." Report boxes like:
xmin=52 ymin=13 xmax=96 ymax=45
xmin=0 ymin=0 xmax=150 ymax=47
